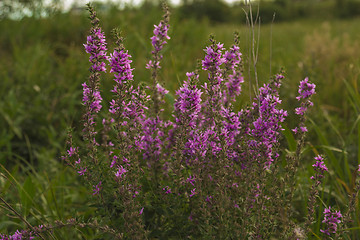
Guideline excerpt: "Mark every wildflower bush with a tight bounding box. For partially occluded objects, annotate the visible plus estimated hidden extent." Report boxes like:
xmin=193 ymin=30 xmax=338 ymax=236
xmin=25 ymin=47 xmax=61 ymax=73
xmin=1 ymin=3 xmax=360 ymax=240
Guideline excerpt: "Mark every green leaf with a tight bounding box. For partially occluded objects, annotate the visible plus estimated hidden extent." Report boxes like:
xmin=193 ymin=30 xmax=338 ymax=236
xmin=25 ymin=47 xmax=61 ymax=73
xmin=344 ymin=79 xmax=360 ymax=113
xmin=309 ymin=118 xmax=344 ymax=180
xmin=19 ymin=176 xmax=36 ymax=216
xmin=282 ymin=124 xmax=296 ymax=152
xmin=0 ymin=220 xmax=23 ymax=229
xmin=165 ymin=92 xmax=175 ymax=106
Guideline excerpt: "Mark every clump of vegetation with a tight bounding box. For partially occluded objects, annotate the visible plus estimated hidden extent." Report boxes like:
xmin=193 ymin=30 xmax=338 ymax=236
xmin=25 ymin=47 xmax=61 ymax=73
xmin=1 ymin=2 xmax=360 ymax=240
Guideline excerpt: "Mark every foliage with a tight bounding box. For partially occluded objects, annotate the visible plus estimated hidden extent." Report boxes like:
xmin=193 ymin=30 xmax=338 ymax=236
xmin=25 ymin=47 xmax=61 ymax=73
xmin=1 ymin=2 xmax=360 ymax=240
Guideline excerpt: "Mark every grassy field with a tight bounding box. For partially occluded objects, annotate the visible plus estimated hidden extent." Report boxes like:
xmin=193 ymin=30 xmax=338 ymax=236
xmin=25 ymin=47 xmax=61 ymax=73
xmin=0 ymin=4 xmax=360 ymax=238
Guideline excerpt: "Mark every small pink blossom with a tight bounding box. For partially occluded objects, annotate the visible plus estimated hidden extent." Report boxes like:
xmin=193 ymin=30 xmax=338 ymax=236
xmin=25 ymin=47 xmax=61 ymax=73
xmin=92 ymin=181 xmax=102 ymax=195
xmin=115 ymin=165 xmax=127 ymax=179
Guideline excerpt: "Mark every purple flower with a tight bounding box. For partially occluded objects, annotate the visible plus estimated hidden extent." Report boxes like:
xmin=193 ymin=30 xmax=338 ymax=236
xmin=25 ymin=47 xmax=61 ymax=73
xmin=186 ymin=175 xmax=196 ymax=186
xmin=312 ymin=155 xmax=328 ymax=174
xmin=82 ymin=82 xmax=102 ymax=113
xmin=292 ymin=127 xmax=298 ymax=134
xmin=133 ymin=191 xmax=139 ymax=198
xmin=122 ymin=157 xmax=130 ymax=165
xmin=136 ymin=116 xmax=169 ymax=168
xmin=67 ymin=147 xmax=77 ymax=157
xmin=174 ymin=72 xmax=202 ymax=125
xmin=320 ymin=206 xmax=342 ymax=236
xmin=109 ymin=49 xmax=133 ymax=84
xmin=224 ymin=45 xmax=241 ymax=70
xmin=156 ymin=83 xmax=169 ymax=105
xmin=205 ymin=195 xmax=213 ymax=204
xmin=202 ymin=42 xmax=225 ymax=72
xmin=162 ymin=186 xmax=172 ymax=194
xmin=294 ymin=77 xmax=316 ymax=116
xmin=115 ymin=165 xmax=127 ymax=179
xmin=139 ymin=207 xmax=144 ymax=215
xmin=83 ymin=28 xmax=108 ymax=73
xmin=151 ymin=21 xmax=170 ymax=52
xmin=296 ymin=77 xmax=316 ymax=101
xmin=146 ymin=18 xmax=170 ymax=70
xmin=91 ymin=90 xmax=103 ymax=112
xmin=183 ymin=128 xmax=222 ymax=162
xmin=247 ymin=80 xmax=288 ymax=168
xmin=189 ymin=188 xmax=197 ymax=197
xmin=295 ymin=106 xmax=306 ymax=116
xmin=0 ymin=234 xmax=8 ymax=240
xmin=225 ymin=71 xmax=244 ymax=103
xmin=75 ymin=158 xmax=81 ymax=165
xmin=77 ymin=167 xmax=87 ymax=176
xmin=108 ymin=44 xmax=150 ymax=123
xmin=81 ymin=4 xmax=108 ymax=148
xmin=92 ymin=181 xmax=102 ymax=195
xmin=223 ymin=44 xmax=244 ymax=103
xmin=108 ymin=48 xmax=134 ymax=116
xmin=292 ymin=77 xmax=316 ymax=134
xmin=10 ymin=230 xmax=22 ymax=240
xmin=300 ymin=126 xmax=308 ymax=132
xmin=311 ymin=155 xmax=328 ymax=183
xmin=110 ymin=155 xmax=118 ymax=168
xmin=0 ymin=230 xmax=35 ymax=240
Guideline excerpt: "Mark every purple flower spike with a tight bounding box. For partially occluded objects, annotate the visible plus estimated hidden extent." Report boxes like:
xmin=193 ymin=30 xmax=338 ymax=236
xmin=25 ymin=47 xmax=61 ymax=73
xmin=223 ymin=44 xmax=244 ymax=103
xmin=146 ymin=6 xmax=170 ymax=116
xmin=294 ymin=77 xmax=316 ymax=116
xmin=83 ymin=28 xmax=108 ymax=73
xmin=82 ymin=83 xmax=103 ymax=113
xmin=202 ymin=42 xmax=225 ymax=73
xmin=292 ymin=77 xmax=316 ymax=133
xmin=146 ymin=13 xmax=170 ymax=70
xmin=109 ymin=49 xmax=134 ymax=86
xmin=108 ymin=42 xmax=137 ymax=117
xmin=81 ymin=4 xmax=108 ymax=147
xmin=174 ymin=72 xmax=202 ymax=126
xmin=320 ymin=206 xmax=342 ymax=236
xmin=151 ymin=22 xmax=170 ymax=53
xmin=312 ymin=155 xmax=328 ymax=174
xmin=311 ymin=155 xmax=328 ymax=184
xmin=248 ymin=80 xmax=288 ymax=168
xmin=201 ymin=38 xmax=227 ymax=120
xmin=296 ymin=77 xmax=316 ymax=101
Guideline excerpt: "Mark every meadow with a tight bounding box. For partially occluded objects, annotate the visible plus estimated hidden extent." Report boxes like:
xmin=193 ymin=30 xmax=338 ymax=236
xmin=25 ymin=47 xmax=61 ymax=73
xmin=0 ymin=2 xmax=360 ymax=239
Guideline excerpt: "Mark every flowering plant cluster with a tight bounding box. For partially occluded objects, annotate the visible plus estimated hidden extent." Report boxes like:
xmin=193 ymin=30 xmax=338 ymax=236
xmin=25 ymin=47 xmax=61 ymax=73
xmin=2 ymin=3 xmax=360 ymax=240
xmin=320 ymin=206 xmax=343 ymax=236
xmin=0 ymin=230 xmax=34 ymax=240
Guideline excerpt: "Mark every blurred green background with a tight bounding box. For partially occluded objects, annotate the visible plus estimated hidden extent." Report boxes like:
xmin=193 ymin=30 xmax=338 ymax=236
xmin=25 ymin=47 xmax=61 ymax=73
xmin=0 ymin=0 xmax=360 ymax=238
